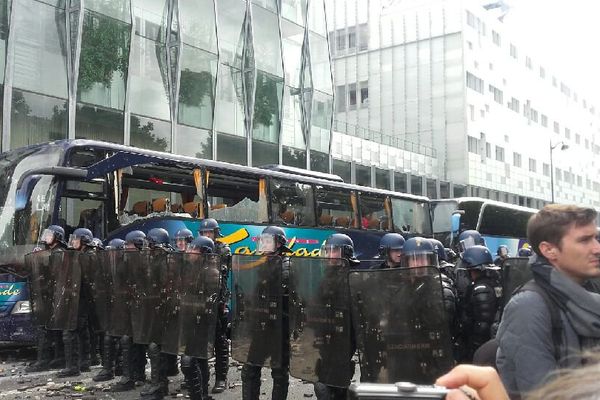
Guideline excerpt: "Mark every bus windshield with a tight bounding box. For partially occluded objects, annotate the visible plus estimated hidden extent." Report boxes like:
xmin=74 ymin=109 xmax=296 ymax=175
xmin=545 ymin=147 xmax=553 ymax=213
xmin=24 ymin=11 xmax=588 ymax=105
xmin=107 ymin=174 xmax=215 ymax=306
xmin=0 ymin=144 xmax=63 ymax=267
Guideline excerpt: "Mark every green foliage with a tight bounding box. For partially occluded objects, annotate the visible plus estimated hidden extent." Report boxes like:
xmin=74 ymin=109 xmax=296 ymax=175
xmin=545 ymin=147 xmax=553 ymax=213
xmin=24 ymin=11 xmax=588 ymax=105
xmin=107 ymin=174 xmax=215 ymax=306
xmin=178 ymin=69 xmax=214 ymax=107
xmin=130 ymin=116 xmax=169 ymax=152
xmin=253 ymin=72 xmax=282 ymax=128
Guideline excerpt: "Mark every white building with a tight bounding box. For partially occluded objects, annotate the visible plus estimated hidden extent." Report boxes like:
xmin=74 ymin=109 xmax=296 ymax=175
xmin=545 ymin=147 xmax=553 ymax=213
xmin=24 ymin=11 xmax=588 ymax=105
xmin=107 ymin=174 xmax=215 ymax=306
xmin=326 ymin=0 xmax=600 ymax=208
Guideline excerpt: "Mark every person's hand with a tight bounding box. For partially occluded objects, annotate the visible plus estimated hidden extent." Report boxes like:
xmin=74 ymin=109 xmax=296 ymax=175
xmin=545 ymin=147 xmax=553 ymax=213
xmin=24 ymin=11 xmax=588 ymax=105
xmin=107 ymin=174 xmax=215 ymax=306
xmin=436 ymin=364 xmax=509 ymax=400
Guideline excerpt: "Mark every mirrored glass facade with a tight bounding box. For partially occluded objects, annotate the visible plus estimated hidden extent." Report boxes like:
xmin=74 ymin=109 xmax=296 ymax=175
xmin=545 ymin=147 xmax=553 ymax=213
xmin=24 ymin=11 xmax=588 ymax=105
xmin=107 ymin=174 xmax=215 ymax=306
xmin=0 ymin=0 xmax=334 ymax=171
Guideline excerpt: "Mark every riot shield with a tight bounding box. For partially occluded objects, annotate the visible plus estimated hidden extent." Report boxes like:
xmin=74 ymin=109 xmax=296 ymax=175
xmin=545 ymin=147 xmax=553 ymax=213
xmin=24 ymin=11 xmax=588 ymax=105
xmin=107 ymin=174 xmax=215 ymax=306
xmin=501 ymin=257 xmax=531 ymax=307
xmin=48 ymin=251 xmax=82 ymax=331
xmin=358 ymin=259 xmax=386 ymax=270
xmin=162 ymin=253 xmax=221 ymax=357
xmin=288 ymin=258 xmax=353 ymax=388
xmin=349 ymin=267 xmax=453 ymax=384
xmin=24 ymin=250 xmax=54 ymax=327
xmin=107 ymin=250 xmax=133 ymax=336
xmin=231 ymin=255 xmax=283 ymax=368
xmin=130 ymin=249 xmax=168 ymax=345
xmin=80 ymin=251 xmax=111 ymax=332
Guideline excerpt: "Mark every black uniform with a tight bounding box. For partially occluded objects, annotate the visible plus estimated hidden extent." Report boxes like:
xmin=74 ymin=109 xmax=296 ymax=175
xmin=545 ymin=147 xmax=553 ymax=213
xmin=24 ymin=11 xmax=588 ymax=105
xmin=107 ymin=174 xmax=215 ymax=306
xmin=213 ymin=241 xmax=231 ymax=389
xmin=241 ymin=253 xmax=290 ymax=400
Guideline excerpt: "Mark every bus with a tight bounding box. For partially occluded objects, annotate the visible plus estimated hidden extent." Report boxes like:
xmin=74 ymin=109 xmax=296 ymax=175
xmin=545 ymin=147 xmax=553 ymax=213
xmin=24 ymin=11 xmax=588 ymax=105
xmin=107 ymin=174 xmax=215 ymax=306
xmin=431 ymin=197 xmax=538 ymax=256
xmin=0 ymin=139 xmax=433 ymax=343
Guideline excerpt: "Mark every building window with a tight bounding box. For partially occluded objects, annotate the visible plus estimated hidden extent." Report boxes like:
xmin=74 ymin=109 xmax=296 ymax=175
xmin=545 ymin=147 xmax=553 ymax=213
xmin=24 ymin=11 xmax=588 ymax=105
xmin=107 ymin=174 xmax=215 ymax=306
xmin=335 ymin=85 xmax=346 ymax=112
xmin=525 ymin=56 xmax=532 ymax=69
xmin=358 ymin=23 xmax=369 ymax=51
xmin=348 ymin=83 xmax=357 ymax=108
xmin=541 ymin=114 xmax=548 ymax=127
xmin=530 ymin=108 xmax=538 ymax=123
xmin=513 ymin=152 xmax=522 ymax=167
xmin=466 ymin=72 xmax=484 ymax=94
xmin=529 ymin=158 xmax=537 ymax=173
xmin=335 ymin=29 xmax=346 ymax=51
xmin=348 ymin=26 xmax=356 ymax=50
xmin=543 ymin=163 xmax=550 ymax=177
xmin=467 ymin=41 xmax=473 ymax=50
xmin=495 ymin=146 xmax=504 ymax=162
xmin=508 ymin=97 xmax=520 ymax=113
xmin=510 ymin=43 xmax=517 ymax=59
xmin=585 ymin=138 xmax=590 ymax=149
xmin=539 ymin=66 xmax=546 ymax=78
xmin=488 ymin=84 xmax=503 ymax=104
xmin=553 ymin=121 xmax=560 ymax=134
xmin=486 ymin=142 xmax=491 ymax=158
xmin=466 ymin=10 xmax=476 ymax=27
xmin=560 ymin=82 xmax=571 ymax=97
xmin=577 ymin=175 xmax=582 ymax=187
xmin=492 ymin=30 xmax=501 ymax=46
xmin=469 ymin=104 xmax=475 ymax=121
xmin=565 ymin=127 xmax=570 ymax=139
xmin=360 ymin=80 xmax=368 ymax=107
xmin=468 ymin=136 xmax=480 ymax=154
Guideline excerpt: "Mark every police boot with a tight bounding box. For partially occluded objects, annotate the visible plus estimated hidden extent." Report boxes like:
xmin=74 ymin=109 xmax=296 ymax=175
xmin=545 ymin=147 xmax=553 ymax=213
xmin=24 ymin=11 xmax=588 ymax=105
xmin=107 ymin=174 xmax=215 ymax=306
xmin=48 ymin=330 xmax=65 ymax=369
xmin=132 ymin=344 xmax=147 ymax=382
xmin=57 ymin=330 xmax=80 ymax=378
xmin=140 ymin=344 xmax=167 ymax=399
xmin=111 ymin=336 xmax=135 ymax=392
xmin=93 ymin=335 xmax=115 ymax=382
xmin=79 ymin=324 xmax=91 ymax=372
xmin=114 ymin=342 xmax=123 ymax=376
xmin=241 ymin=364 xmax=261 ymax=400
xmin=89 ymin=330 xmax=101 ymax=366
xmin=26 ymin=328 xmax=52 ymax=372
xmin=271 ymin=367 xmax=289 ymax=400
xmin=181 ymin=356 xmax=204 ymax=400
xmin=212 ymin=329 xmax=228 ymax=393
xmin=198 ymin=358 xmax=210 ymax=398
xmin=313 ymin=383 xmax=331 ymax=400
xmin=165 ymin=353 xmax=178 ymax=376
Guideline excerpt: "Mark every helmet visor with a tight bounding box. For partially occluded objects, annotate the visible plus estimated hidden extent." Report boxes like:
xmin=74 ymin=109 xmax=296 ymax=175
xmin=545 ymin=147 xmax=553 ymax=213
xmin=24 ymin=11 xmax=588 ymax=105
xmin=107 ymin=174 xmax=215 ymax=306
xmin=257 ymin=234 xmax=276 ymax=254
xmin=401 ymin=252 xmax=438 ymax=269
xmin=498 ymin=247 xmax=508 ymax=257
xmin=40 ymin=229 xmax=56 ymax=245
xmin=186 ymin=243 xmax=212 ymax=254
xmin=320 ymin=244 xmax=343 ymax=259
xmin=175 ymin=238 xmax=188 ymax=251
xmin=459 ymin=236 xmax=477 ymax=254
xmin=68 ymin=234 xmax=81 ymax=250
xmin=200 ymin=229 xmax=215 ymax=240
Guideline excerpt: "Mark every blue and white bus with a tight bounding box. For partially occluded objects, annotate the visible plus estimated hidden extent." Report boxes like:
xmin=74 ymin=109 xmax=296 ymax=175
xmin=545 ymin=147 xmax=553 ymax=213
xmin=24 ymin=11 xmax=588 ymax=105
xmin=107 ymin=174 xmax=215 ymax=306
xmin=0 ymin=139 xmax=433 ymax=343
xmin=431 ymin=197 xmax=538 ymax=255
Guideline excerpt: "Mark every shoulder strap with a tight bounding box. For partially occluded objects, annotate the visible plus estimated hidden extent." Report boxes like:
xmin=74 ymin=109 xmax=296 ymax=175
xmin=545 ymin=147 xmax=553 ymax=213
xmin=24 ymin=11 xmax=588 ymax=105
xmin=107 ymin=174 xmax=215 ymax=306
xmin=515 ymin=280 xmax=563 ymax=362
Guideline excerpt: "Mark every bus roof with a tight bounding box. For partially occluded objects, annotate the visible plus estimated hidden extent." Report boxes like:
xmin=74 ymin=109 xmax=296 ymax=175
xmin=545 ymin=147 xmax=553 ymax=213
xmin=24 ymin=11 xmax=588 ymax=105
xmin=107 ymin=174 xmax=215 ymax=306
xmin=432 ymin=197 xmax=539 ymax=214
xmin=40 ymin=139 xmax=430 ymax=203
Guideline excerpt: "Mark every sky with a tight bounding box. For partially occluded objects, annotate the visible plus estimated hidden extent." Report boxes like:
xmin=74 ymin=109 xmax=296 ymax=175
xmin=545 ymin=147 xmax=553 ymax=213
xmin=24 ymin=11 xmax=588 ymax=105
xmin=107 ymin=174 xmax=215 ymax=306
xmin=501 ymin=0 xmax=600 ymax=105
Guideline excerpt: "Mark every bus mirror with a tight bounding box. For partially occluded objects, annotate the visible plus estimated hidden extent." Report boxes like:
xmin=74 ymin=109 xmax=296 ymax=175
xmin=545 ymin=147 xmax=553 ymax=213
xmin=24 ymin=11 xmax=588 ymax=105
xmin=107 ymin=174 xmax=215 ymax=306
xmin=450 ymin=212 xmax=463 ymax=241
xmin=15 ymin=175 xmax=42 ymax=211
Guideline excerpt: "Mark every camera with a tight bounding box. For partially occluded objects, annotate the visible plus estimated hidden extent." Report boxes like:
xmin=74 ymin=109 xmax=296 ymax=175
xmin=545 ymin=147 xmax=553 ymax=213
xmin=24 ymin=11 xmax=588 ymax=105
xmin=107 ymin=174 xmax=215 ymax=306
xmin=348 ymin=382 xmax=448 ymax=399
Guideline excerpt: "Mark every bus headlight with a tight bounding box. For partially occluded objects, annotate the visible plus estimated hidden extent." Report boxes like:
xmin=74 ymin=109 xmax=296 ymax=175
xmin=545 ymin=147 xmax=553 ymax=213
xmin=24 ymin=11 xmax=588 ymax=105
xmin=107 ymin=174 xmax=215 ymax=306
xmin=11 ymin=301 xmax=31 ymax=314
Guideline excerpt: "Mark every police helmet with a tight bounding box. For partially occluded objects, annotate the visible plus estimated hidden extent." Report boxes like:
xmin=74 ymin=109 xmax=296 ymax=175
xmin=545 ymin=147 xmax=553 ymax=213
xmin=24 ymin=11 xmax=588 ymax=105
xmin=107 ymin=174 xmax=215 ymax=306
xmin=90 ymin=238 xmax=104 ymax=250
xmin=106 ymin=238 xmax=126 ymax=250
xmin=457 ymin=229 xmax=485 ymax=254
xmin=258 ymin=226 xmax=289 ymax=254
xmin=378 ymin=233 xmax=405 ymax=257
xmin=147 ymin=228 xmax=170 ymax=248
xmin=518 ymin=247 xmax=532 ymax=257
xmin=40 ymin=225 xmax=66 ymax=245
xmin=497 ymin=245 xmax=509 ymax=257
xmin=125 ymin=230 xmax=147 ymax=250
xmin=188 ymin=236 xmax=215 ymax=254
xmin=321 ymin=233 xmax=359 ymax=266
xmin=175 ymin=228 xmax=194 ymax=242
xmin=69 ymin=228 xmax=93 ymax=249
xmin=429 ymin=238 xmax=447 ymax=262
xmin=462 ymin=245 xmax=495 ymax=270
xmin=198 ymin=218 xmax=223 ymax=237
xmin=401 ymin=237 xmax=438 ymax=268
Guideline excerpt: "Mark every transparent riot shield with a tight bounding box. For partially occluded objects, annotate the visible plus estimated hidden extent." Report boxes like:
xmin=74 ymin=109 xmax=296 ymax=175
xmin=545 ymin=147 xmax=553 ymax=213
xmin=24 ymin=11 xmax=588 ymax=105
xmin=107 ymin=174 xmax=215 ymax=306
xmin=81 ymin=251 xmax=110 ymax=332
xmin=162 ymin=253 xmax=221 ymax=357
xmin=108 ymin=249 xmax=133 ymax=336
xmin=160 ymin=252 xmax=182 ymax=354
xmin=130 ymin=249 xmax=168 ymax=345
xmin=349 ymin=267 xmax=453 ymax=384
xmin=48 ymin=251 xmax=82 ymax=331
xmin=24 ymin=250 xmax=54 ymax=327
xmin=501 ymin=257 xmax=531 ymax=307
xmin=288 ymin=258 xmax=353 ymax=388
xmin=358 ymin=259 xmax=386 ymax=270
xmin=231 ymin=255 xmax=283 ymax=368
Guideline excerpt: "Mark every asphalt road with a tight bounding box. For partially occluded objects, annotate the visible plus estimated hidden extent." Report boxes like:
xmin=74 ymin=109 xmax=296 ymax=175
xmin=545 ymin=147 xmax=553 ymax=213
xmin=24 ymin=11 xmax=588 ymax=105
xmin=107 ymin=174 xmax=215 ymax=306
xmin=0 ymin=347 xmax=319 ymax=400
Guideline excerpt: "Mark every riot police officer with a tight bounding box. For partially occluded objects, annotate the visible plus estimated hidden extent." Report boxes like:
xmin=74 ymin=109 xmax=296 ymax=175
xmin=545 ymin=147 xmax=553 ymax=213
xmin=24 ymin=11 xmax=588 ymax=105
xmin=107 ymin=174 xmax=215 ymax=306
xmin=241 ymin=226 xmax=291 ymax=400
xmin=375 ymin=233 xmax=405 ymax=269
xmin=112 ymin=230 xmax=147 ymax=392
xmin=314 ymin=233 xmax=359 ymax=400
xmin=517 ymin=247 xmax=532 ymax=257
xmin=140 ymin=228 xmax=174 ymax=400
xmin=180 ymin=236 xmax=216 ymax=400
xmin=26 ymin=225 xmax=67 ymax=373
xmin=454 ymin=230 xmax=485 ymax=304
xmin=460 ymin=245 xmax=502 ymax=361
xmin=198 ymin=218 xmax=231 ymax=393
xmin=93 ymin=238 xmax=126 ymax=382
xmin=175 ymin=228 xmax=194 ymax=252
xmin=494 ymin=245 xmax=510 ymax=266
xmin=456 ymin=230 xmax=485 ymax=256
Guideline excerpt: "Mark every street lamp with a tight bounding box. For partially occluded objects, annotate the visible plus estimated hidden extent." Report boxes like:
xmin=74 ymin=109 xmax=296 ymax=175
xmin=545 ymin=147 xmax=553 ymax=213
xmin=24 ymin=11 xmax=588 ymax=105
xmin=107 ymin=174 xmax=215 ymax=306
xmin=549 ymin=140 xmax=569 ymax=203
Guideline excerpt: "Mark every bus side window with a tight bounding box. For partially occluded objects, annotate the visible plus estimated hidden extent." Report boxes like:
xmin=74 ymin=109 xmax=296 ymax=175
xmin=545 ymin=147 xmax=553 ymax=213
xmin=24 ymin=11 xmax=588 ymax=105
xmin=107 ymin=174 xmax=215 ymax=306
xmin=315 ymin=186 xmax=357 ymax=229
xmin=391 ymin=197 xmax=432 ymax=237
xmin=270 ymin=180 xmax=315 ymax=226
xmin=359 ymin=193 xmax=391 ymax=231
xmin=205 ymin=170 xmax=268 ymax=223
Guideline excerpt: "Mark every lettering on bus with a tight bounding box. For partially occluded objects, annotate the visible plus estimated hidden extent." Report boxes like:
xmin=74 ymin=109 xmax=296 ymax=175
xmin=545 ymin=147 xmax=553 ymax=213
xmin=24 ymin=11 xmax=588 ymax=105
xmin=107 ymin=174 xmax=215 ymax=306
xmin=220 ymin=227 xmax=325 ymax=257
xmin=0 ymin=284 xmax=22 ymax=297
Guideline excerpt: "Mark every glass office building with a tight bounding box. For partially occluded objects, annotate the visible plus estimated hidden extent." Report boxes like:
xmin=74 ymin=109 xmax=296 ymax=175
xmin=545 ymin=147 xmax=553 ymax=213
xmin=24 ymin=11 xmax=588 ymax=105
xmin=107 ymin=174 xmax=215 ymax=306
xmin=0 ymin=0 xmax=334 ymax=172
